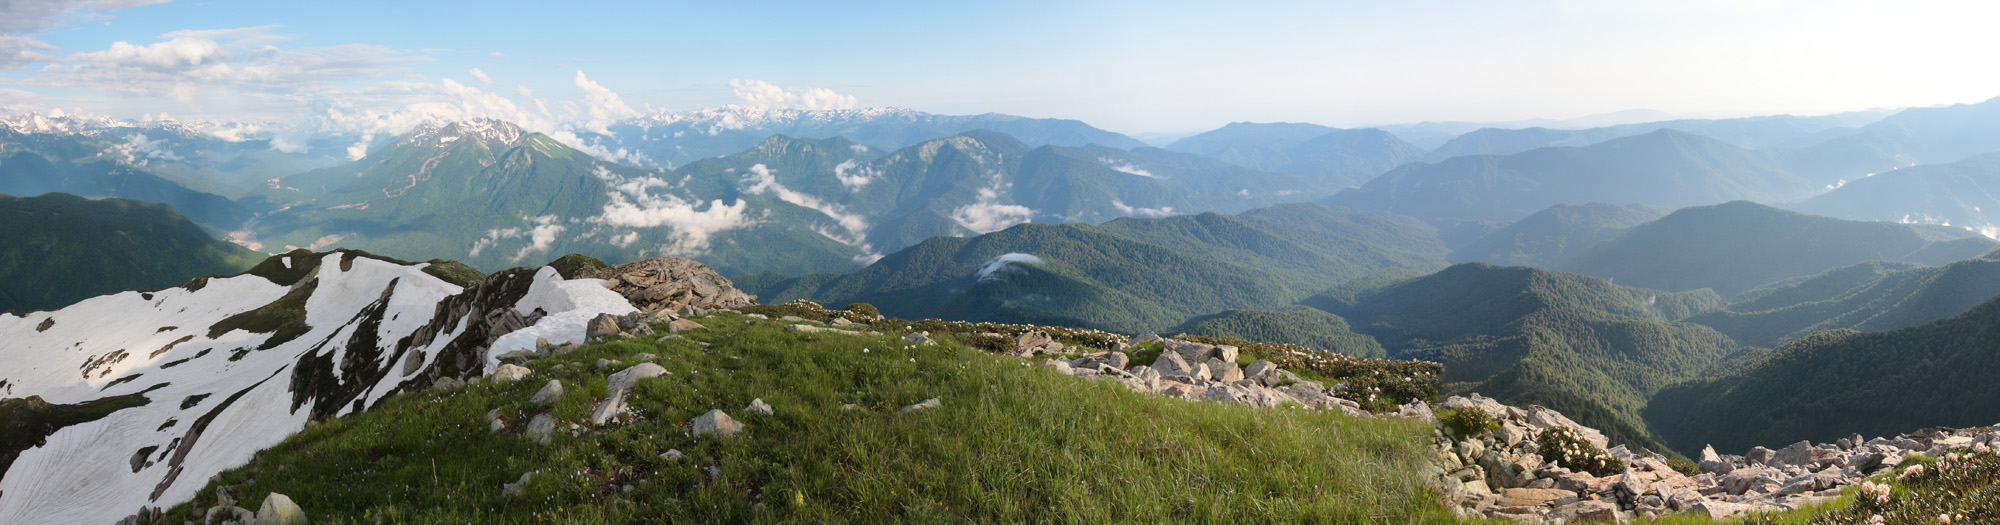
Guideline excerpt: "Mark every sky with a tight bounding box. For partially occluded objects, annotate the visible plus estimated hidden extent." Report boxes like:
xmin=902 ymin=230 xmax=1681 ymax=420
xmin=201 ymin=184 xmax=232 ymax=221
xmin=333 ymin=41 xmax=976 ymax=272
xmin=2 ymin=0 xmax=1999 ymax=136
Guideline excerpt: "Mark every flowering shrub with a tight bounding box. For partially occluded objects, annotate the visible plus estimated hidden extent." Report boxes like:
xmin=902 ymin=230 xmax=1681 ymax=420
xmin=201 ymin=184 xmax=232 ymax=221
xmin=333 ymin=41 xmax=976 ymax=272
xmin=1438 ymin=407 xmax=1500 ymax=437
xmin=1537 ymin=426 xmax=1625 ymax=477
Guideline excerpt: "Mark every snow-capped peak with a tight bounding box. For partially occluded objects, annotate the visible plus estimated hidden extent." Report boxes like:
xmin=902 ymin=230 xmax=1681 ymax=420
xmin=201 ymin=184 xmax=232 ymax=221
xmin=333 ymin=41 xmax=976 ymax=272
xmin=397 ymin=118 xmax=529 ymax=150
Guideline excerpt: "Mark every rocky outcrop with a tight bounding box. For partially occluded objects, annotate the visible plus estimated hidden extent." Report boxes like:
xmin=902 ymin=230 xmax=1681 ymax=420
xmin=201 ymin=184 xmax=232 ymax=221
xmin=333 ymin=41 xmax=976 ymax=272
xmin=1025 ymin=334 xmax=1402 ymax=417
xmin=591 ymin=256 xmax=755 ymax=312
xmin=1430 ymin=394 xmax=2000 ymax=522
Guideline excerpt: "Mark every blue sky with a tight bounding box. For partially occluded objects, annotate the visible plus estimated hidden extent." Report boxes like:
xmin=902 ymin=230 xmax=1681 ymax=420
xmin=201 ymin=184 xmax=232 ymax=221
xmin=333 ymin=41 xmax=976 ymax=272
xmin=4 ymin=0 xmax=1999 ymax=135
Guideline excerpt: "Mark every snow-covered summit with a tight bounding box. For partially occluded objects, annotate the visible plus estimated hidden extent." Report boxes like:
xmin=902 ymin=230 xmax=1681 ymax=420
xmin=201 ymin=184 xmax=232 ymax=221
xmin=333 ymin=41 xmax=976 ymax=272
xmin=621 ymin=105 xmax=924 ymax=130
xmin=395 ymin=118 xmax=530 ymax=151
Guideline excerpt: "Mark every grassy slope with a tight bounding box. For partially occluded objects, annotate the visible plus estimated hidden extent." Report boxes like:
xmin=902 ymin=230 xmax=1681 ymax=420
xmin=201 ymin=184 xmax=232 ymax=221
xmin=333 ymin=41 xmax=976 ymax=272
xmin=164 ymin=313 xmax=1466 ymax=524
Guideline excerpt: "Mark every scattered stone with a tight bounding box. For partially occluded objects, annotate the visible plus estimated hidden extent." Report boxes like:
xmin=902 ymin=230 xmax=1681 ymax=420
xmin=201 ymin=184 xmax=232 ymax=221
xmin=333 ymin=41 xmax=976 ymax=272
xmin=691 ymin=409 xmax=745 ymax=437
xmin=530 ymin=380 xmax=564 ymax=406
xmin=901 ymin=398 xmax=942 ymax=412
xmin=487 ymin=408 xmax=507 ymax=432
xmin=591 ymin=363 xmax=668 ymax=425
xmin=501 ymin=471 xmax=537 ymax=497
xmin=431 ymin=377 xmax=463 ymax=390
xmin=668 ymin=319 xmax=705 ymax=333
xmin=526 ymin=414 xmax=556 ymax=445
xmin=661 ymin=449 xmax=684 ymax=460
xmin=903 ymin=332 xmax=933 ymax=345
xmin=586 ymin=313 xmax=624 ymax=340
xmin=1011 ymin=331 xmax=1064 ymax=357
xmin=554 ymin=343 xmax=580 ymax=355
xmin=747 ymin=398 xmax=774 ymax=415
xmin=253 ymin=493 xmax=307 ymax=525
xmin=634 ymin=353 xmax=656 ymax=361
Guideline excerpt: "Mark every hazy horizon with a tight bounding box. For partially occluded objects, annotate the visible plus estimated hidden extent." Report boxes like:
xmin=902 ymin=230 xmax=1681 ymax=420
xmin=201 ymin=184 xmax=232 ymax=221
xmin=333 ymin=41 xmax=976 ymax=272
xmin=2 ymin=0 xmax=1996 ymax=138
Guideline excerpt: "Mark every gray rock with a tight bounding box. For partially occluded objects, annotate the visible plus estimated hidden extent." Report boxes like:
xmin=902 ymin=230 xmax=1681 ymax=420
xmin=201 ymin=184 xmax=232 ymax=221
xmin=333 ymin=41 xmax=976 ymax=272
xmin=747 ymin=398 xmax=774 ymax=415
xmin=634 ymin=353 xmax=656 ymax=361
xmin=691 ymin=409 xmax=745 ymax=437
xmin=252 ymin=493 xmax=306 ymax=525
xmin=530 ymin=380 xmax=564 ymax=406
xmin=903 ymin=332 xmax=933 ymax=345
xmin=1699 ymin=445 xmax=1733 ymax=475
xmin=1771 ymin=440 xmax=1814 ymax=468
xmin=901 ymin=398 xmax=942 ymax=412
xmin=1241 ymin=360 xmax=1277 ymax=382
xmin=493 ymin=364 xmax=531 ymax=382
xmin=590 ymin=363 xmax=668 ymax=425
xmin=432 ymin=377 xmax=463 ymax=390
xmin=586 ymin=313 xmax=624 ymax=340
xmin=1042 ymin=359 xmax=1073 ymax=375
xmin=1551 ymin=499 xmax=1621 ymax=522
xmin=660 ymin=449 xmax=684 ymax=460
xmin=667 ymin=319 xmax=705 ymax=333
xmin=487 ymin=408 xmax=506 ymax=433
xmin=205 ymin=505 xmax=256 ymax=525
xmin=1070 ymin=352 xmax=1130 ymax=371
xmin=526 ymin=414 xmax=556 ymax=445
xmin=501 ymin=471 xmax=536 ymax=497
xmin=1209 ymin=359 xmax=1243 ymax=382
xmin=588 ymin=256 xmax=756 ymax=311
xmin=1151 ymin=351 xmax=1195 ymax=377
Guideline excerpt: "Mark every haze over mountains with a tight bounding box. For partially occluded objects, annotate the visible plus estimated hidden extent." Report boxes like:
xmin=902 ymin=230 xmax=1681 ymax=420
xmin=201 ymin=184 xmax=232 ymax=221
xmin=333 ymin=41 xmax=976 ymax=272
xmin=12 ymin=94 xmax=2000 ymax=472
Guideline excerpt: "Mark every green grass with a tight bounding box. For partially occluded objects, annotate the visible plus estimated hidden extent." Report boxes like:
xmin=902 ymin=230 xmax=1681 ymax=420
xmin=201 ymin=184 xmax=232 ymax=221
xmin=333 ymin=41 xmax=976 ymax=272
xmin=163 ymin=313 xmax=1474 ymax=523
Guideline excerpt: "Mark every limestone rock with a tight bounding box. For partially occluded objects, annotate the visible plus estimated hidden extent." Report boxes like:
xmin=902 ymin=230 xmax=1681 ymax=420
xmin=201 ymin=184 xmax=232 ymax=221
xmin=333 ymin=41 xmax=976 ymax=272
xmin=493 ymin=363 xmax=531 ymax=382
xmin=747 ymin=398 xmax=774 ymax=415
xmin=901 ymin=398 xmax=942 ymax=412
xmin=1012 ymin=331 xmax=1064 ymax=357
xmin=526 ymin=414 xmax=556 ymax=445
xmin=252 ymin=493 xmax=307 ymax=525
xmin=501 ymin=471 xmax=536 ymax=497
xmin=667 ymin=319 xmax=705 ymax=333
xmin=530 ymin=380 xmax=564 ymax=406
xmin=591 ymin=363 xmax=668 ymax=425
xmin=692 ymin=409 xmax=745 ymax=437
xmin=586 ymin=313 xmax=624 ymax=340
xmin=589 ymin=256 xmax=756 ymax=311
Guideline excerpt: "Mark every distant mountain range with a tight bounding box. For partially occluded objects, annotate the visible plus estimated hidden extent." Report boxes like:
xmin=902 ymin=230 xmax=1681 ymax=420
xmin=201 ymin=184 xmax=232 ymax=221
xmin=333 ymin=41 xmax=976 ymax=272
xmin=249 ymin=120 xmax=1332 ymax=276
xmin=1559 ymin=201 xmax=1994 ymax=298
xmin=745 ymin=202 xmax=1448 ymax=333
xmin=1793 ymin=152 xmax=2000 ymax=236
xmin=582 ymin=106 xmax=1148 ymax=168
xmin=1163 ymin=123 xmax=1425 ymax=187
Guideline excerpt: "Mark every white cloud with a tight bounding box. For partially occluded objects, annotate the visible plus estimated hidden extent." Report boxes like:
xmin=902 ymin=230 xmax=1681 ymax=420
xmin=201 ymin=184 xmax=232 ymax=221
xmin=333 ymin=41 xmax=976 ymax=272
xmin=1098 ymin=157 xmax=1158 ymax=178
xmin=1111 ymin=200 xmax=1174 ymax=218
xmin=833 ymin=159 xmax=880 ymax=190
xmin=469 ymin=67 xmax=491 ymax=86
xmin=951 ymin=172 xmax=1035 ymax=234
xmin=742 ymin=163 xmax=879 ymax=261
xmin=31 ymin=26 xmax=426 ymax=105
xmin=729 ymin=79 xmax=858 ymax=110
xmin=0 ymin=0 xmax=168 ymax=69
xmin=976 ymin=253 xmax=1044 ymax=281
xmin=469 ymin=216 xmax=566 ymax=262
xmin=574 ymin=70 xmax=637 ymax=134
xmin=589 ymin=165 xmax=755 ymax=256
xmin=108 ymin=132 xmax=182 ymax=164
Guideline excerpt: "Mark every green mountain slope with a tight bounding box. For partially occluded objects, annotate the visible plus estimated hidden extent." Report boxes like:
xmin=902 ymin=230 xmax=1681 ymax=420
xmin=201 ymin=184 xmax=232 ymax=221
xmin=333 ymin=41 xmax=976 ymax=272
xmin=0 ymin=143 xmax=254 ymax=231
xmin=0 ymin=193 xmax=262 ymax=313
xmin=1561 ymin=201 xmax=1995 ymax=298
xmin=1648 ymin=292 xmax=2000 ymax=454
xmin=1165 ymin=123 xmax=1424 ymax=187
xmin=1686 ymin=257 xmax=2000 ymax=347
xmin=1319 ymin=262 xmax=1742 ymax=455
xmin=1448 ymin=202 xmax=1667 ymax=268
xmin=752 ymin=203 xmax=1449 ymax=333
xmin=1792 ymin=152 xmax=2000 ymax=235
xmin=1328 ymin=129 xmax=1815 ymax=222
xmin=1169 ymin=307 xmax=1386 ymax=358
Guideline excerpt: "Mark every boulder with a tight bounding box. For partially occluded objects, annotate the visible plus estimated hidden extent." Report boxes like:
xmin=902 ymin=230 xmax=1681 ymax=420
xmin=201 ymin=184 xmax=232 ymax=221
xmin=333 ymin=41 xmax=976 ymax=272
xmin=1497 ymin=488 xmax=1575 ymax=508
xmin=1070 ymin=352 xmax=1130 ymax=371
xmin=530 ymin=380 xmax=564 ymax=406
xmin=589 ymin=256 xmax=756 ymax=310
xmin=501 ymin=472 xmax=536 ymax=498
xmin=1012 ymin=331 xmax=1064 ymax=356
xmin=1698 ymin=445 xmax=1733 ymax=475
xmin=1551 ymin=499 xmax=1621 ymax=522
xmin=1770 ymin=440 xmax=1814 ymax=468
xmin=590 ymin=363 xmax=668 ymax=425
xmin=903 ymin=332 xmax=933 ymax=345
xmin=747 ymin=398 xmax=774 ymax=415
xmin=487 ymin=409 xmax=507 ymax=432
xmin=691 ymin=409 xmax=745 ymax=437
xmin=493 ymin=364 xmax=531 ymax=382
xmin=667 ymin=319 xmax=705 ymax=333
xmin=901 ymin=398 xmax=942 ymax=412
xmin=252 ymin=493 xmax=307 ymax=525
xmin=1151 ymin=351 xmax=1196 ymax=377
xmin=586 ymin=313 xmax=624 ymax=340
xmin=526 ymin=414 xmax=556 ymax=445
xmin=1241 ymin=360 xmax=1277 ymax=382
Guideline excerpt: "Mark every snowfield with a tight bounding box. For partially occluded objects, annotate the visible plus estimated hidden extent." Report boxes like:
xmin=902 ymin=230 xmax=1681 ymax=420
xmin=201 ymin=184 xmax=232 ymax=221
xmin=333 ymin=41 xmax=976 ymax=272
xmin=0 ymin=252 xmax=634 ymax=523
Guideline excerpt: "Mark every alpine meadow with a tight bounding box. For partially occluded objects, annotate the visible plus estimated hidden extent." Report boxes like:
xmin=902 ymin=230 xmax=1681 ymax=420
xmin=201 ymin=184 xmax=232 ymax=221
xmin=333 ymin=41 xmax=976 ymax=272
xmin=8 ymin=2 xmax=2000 ymax=524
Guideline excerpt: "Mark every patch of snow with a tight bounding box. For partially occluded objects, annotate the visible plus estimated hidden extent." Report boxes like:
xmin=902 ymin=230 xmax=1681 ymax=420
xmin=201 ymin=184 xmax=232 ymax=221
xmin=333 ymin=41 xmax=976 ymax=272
xmin=487 ymin=267 xmax=638 ymax=372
